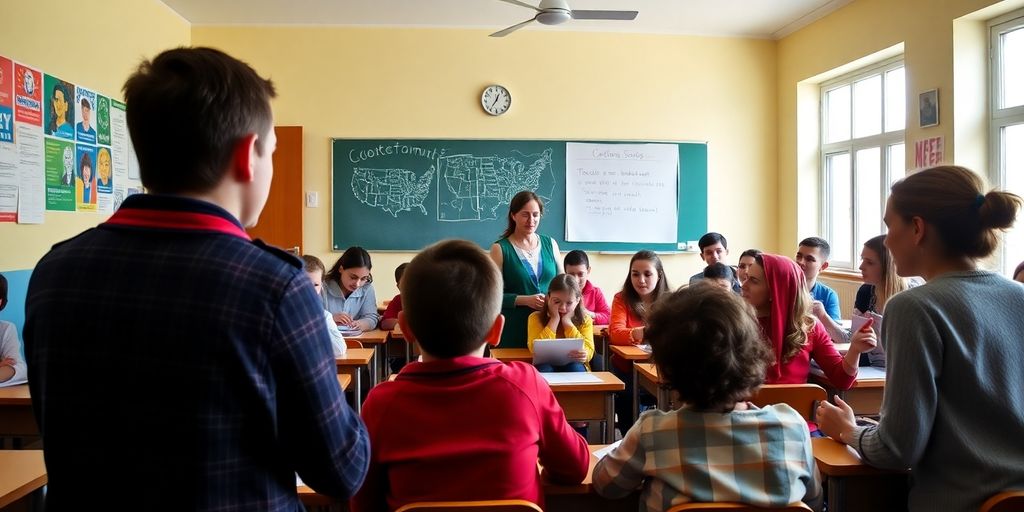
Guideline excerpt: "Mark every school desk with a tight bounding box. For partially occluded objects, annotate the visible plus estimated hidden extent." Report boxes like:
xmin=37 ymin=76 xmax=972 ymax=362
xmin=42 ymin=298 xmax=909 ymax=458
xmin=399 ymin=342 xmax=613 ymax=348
xmin=609 ymin=345 xmax=650 ymax=361
xmin=336 ymin=348 xmax=376 ymax=413
xmin=386 ymin=325 xmax=419 ymax=370
xmin=811 ymin=437 xmax=909 ymax=512
xmin=595 ymin=325 xmax=609 ymax=371
xmin=347 ymin=329 xmax=389 ymax=383
xmin=0 ymin=384 xmax=36 ymax=439
xmin=337 ymin=374 xmax=352 ymax=392
xmin=0 ymin=450 xmax=46 ymax=509
xmin=809 ymin=367 xmax=886 ymax=417
xmin=489 ymin=348 xmax=534 ymax=363
xmin=548 ymin=372 xmax=624 ymax=443
xmin=633 ymin=363 xmax=670 ymax=420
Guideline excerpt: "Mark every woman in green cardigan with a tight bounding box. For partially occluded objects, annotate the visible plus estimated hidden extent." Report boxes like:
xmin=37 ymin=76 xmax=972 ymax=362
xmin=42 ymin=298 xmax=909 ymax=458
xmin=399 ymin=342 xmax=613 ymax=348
xmin=489 ymin=190 xmax=563 ymax=348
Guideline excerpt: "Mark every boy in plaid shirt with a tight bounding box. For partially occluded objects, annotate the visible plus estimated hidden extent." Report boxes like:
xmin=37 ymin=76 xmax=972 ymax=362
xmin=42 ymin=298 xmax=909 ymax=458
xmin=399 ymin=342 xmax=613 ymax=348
xmin=593 ymin=283 xmax=822 ymax=511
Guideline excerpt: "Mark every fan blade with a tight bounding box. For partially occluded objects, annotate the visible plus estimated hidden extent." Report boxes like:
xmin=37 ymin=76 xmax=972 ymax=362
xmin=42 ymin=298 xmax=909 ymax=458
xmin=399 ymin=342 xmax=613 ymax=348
xmin=571 ymin=10 xmax=638 ymax=20
xmin=496 ymin=0 xmax=541 ymax=12
xmin=490 ymin=17 xmax=537 ymax=37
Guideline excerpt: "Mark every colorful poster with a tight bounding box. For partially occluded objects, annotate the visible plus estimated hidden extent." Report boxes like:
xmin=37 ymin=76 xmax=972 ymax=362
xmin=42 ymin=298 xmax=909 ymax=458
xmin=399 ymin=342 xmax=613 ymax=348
xmin=96 ymin=94 xmax=110 ymax=146
xmin=43 ymin=74 xmax=75 ymax=140
xmin=95 ymin=146 xmax=113 ymax=213
xmin=0 ymin=56 xmax=12 ymax=144
xmin=0 ymin=141 xmax=15 ymax=222
xmin=14 ymin=63 xmax=42 ymax=127
xmin=75 ymin=87 xmax=97 ymax=145
xmin=110 ymin=99 xmax=129 ymax=183
xmin=44 ymin=137 xmax=75 ymax=211
xmin=75 ymin=144 xmax=97 ymax=211
xmin=914 ymin=136 xmax=944 ymax=168
xmin=16 ymin=120 xmax=44 ymax=223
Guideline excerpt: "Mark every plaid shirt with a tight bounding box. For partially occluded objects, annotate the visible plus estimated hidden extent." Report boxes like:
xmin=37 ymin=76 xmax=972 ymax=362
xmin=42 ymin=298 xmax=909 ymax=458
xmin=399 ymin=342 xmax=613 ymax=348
xmin=25 ymin=194 xmax=369 ymax=511
xmin=593 ymin=404 xmax=822 ymax=511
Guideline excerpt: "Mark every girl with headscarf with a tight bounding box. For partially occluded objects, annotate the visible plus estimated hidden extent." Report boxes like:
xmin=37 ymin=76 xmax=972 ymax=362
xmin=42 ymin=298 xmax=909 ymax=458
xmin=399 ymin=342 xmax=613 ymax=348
xmin=741 ymin=253 xmax=871 ymax=390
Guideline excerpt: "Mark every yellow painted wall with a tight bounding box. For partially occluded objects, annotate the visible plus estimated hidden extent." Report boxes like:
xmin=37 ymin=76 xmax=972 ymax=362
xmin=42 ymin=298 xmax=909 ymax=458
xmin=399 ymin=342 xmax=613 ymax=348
xmin=776 ymin=0 xmax=1024 ymax=253
xmin=191 ymin=26 xmax=779 ymax=299
xmin=0 ymin=0 xmax=190 ymax=271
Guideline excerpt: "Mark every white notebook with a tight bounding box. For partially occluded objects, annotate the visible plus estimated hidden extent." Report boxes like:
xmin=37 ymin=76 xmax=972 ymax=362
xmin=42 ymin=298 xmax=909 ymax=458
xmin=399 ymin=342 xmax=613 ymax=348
xmin=532 ymin=337 xmax=584 ymax=366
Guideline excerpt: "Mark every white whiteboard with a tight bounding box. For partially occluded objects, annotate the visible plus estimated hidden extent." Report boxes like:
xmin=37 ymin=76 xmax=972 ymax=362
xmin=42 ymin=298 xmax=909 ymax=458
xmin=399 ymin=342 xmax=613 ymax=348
xmin=564 ymin=142 xmax=678 ymax=243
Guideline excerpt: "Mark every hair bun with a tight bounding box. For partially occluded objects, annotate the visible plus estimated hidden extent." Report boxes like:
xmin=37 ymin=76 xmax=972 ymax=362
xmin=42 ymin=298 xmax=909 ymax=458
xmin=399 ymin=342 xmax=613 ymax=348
xmin=978 ymin=190 xmax=1022 ymax=230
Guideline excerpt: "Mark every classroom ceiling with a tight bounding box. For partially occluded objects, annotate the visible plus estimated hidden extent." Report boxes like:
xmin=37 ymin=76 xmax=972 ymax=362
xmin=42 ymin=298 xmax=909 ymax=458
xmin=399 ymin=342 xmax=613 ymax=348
xmin=160 ymin=0 xmax=853 ymax=39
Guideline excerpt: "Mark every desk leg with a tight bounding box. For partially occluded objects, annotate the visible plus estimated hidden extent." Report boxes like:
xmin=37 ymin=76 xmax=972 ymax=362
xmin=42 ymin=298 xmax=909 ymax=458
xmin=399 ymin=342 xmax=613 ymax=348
xmin=404 ymin=339 xmax=411 ymax=367
xmin=372 ymin=345 xmax=383 ymax=385
xmin=353 ymin=372 xmax=363 ymax=414
xmin=605 ymin=393 xmax=615 ymax=443
xmin=601 ymin=335 xmax=609 ymax=374
xmin=631 ymin=365 xmax=639 ymax=423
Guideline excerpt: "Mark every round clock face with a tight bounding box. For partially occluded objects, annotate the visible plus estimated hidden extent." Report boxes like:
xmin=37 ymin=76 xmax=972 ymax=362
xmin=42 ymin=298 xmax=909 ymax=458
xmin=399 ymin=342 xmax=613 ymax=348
xmin=481 ymin=85 xmax=511 ymax=116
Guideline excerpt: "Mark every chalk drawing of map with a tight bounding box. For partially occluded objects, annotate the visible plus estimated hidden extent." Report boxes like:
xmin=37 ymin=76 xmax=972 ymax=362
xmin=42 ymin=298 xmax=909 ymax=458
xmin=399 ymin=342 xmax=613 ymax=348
xmin=351 ymin=167 xmax=434 ymax=217
xmin=437 ymin=149 xmax=554 ymax=222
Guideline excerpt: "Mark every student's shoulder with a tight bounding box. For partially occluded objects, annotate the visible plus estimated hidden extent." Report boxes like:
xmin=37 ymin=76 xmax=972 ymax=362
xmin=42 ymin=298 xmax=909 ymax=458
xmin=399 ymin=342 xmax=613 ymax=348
xmin=489 ymin=361 xmax=553 ymax=397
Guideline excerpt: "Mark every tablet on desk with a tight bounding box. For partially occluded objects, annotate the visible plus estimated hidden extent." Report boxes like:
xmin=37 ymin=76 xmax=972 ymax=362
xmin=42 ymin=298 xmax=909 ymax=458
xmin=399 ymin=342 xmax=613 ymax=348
xmin=532 ymin=338 xmax=584 ymax=366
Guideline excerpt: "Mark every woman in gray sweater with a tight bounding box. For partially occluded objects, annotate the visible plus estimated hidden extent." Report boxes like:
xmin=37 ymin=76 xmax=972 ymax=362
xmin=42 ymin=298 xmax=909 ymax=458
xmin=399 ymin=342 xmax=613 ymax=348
xmin=817 ymin=165 xmax=1024 ymax=512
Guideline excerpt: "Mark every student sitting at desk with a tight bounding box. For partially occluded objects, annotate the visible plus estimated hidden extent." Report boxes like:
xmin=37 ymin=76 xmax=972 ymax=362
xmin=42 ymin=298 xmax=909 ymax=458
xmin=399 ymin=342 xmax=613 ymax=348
xmin=796 ymin=237 xmax=842 ymax=322
xmin=0 ymin=274 xmax=27 ymax=385
xmin=352 ymin=240 xmax=588 ymax=512
xmin=324 ymin=246 xmax=380 ymax=332
xmin=609 ymin=250 xmax=670 ymax=434
xmin=527 ymin=274 xmax=594 ymax=372
xmin=741 ymin=254 xmax=869 ymax=394
xmin=302 ymin=254 xmax=346 ymax=357
xmin=594 ymin=283 xmax=823 ymax=511
xmin=702 ymin=262 xmax=735 ymax=291
xmin=818 ymin=235 xmax=913 ymax=367
xmin=378 ymin=262 xmax=408 ymax=331
xmin=818 ymin=165 xmax=1024 ymax=512
xmin=563 ymin=249 xmax=611 ymax=325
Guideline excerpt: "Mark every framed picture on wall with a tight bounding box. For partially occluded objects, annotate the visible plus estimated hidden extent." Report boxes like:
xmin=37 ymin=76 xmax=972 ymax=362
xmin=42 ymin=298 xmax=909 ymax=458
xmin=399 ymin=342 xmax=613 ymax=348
xmin=919 ymin=89 xmax=939 ymax=128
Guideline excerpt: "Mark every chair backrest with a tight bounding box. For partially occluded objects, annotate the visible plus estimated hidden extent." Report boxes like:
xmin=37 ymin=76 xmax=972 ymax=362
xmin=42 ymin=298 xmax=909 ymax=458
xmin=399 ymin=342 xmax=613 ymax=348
xmin=345 ymin=339 xmax=364 ymax=349
xmin=979 ymin=491 xmax=1024 ymax=512
xmin=395 ymin=500 xmax=543 ymax=512
xmin=749 ymin=384 xmax=827 ymax=422
xmin=667 ymin=502 xmax=812 ymax=512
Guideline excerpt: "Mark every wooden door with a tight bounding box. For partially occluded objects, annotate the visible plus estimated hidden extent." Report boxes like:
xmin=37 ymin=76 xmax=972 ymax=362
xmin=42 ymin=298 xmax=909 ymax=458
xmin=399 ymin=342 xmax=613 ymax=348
xmin=248 ymin=126 xmax=303 ymax=254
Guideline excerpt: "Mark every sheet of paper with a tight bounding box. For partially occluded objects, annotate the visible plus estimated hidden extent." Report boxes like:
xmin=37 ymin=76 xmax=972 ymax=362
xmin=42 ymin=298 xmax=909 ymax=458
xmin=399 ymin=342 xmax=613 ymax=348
xmin=540 ymin=372 xmax=603 ymax=385
xmin=850 ymin=314 xmax=871 ymax=333
xmin=857 ymin=366 xmax=886 ymax=380
xmin=637 ymin=344 xmax=652 ymax=353
xmin=592 ymin=440 xmax=622 ymax=459
xmin=532 ymin=337 xmax=584 ymax=366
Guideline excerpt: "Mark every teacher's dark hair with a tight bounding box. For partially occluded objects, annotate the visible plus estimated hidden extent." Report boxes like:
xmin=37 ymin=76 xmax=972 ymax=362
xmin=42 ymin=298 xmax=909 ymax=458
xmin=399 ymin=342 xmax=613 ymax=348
xmin=889 ymin=165 xmax=1021 ymax=259
xmin=123 ymin=47 xmax=276 ymax=195
xmin=500 ymin=190 xmax=544 ymax=240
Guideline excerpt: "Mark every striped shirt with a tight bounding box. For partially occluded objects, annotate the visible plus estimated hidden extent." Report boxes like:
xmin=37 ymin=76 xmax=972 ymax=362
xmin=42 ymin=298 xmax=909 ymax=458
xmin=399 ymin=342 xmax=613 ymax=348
xmin=593 ymin=404 xmax=822 ymax=511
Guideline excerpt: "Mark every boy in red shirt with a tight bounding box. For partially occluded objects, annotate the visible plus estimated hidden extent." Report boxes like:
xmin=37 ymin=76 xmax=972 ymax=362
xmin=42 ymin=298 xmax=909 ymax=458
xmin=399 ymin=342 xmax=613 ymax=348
xmin=351 ymin=240 xmax=589 ymax=511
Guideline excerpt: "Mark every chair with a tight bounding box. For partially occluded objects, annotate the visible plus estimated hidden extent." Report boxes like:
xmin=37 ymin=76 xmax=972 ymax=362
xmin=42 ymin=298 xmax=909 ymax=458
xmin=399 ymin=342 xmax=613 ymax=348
xmin=394 ymin=500 xmax=543 ymax=512
xmin=667 ymin=502 xmax=812 ymax=511
xmin=749 ymin=384 xmax=827 ymax=422
xmin=979 ymin=491 xmax=1024 ymax=512
xmin=345 ymin=339 xmax=364 ymax=349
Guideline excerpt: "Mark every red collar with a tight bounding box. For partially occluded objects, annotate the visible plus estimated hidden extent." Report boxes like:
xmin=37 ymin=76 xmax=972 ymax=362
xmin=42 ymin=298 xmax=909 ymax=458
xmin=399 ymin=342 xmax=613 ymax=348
xmin=104 ymin=207 xmax=251 ymax=241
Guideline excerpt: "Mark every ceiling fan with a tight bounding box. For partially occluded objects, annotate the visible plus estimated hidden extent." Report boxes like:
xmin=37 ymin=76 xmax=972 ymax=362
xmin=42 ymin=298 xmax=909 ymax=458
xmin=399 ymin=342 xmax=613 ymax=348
xmin=490 ymin=0 xmax=639 ymax=37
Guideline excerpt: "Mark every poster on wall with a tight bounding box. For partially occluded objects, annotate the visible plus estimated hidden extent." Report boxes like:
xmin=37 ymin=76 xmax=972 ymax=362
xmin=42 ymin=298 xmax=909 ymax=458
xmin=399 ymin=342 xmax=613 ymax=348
xmin=43 ymin=74 xmax=75 ymax=140
xmin=45 ymin=137 xmax=75 ymax=211
xmin=0 ymin=55 xmax=143 ymax=222
xmin=75 ymin=143 xmax=97 ymax=212
xmin=75 ymin=87 xmax=97 ymax=145
xmin=14 ymin=61 xmax=44 ymax=223
xmin=95 ymin=94 xmax=110 ymax=146
xmin=0 ymin=56 xmax=16 ymax=222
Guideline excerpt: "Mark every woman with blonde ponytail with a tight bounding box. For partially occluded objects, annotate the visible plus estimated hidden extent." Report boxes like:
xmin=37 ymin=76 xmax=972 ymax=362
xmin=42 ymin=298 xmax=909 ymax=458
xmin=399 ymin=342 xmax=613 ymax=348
xmin=818 ymin=165 xmax=1024 ymax=512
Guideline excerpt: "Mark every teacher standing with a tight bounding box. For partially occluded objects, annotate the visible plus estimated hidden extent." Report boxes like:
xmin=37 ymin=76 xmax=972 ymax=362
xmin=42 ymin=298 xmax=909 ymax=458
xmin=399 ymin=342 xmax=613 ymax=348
xmin=489 ymin=190 xmax=562 ymax=348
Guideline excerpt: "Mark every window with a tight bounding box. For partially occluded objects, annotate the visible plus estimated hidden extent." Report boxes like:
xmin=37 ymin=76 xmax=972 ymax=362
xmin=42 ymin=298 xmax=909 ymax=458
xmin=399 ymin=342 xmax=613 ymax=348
xmin=820 ymin=58 xmax=905 ymax=269
xmin=991 ymin=11 xmax=1024 ymax=275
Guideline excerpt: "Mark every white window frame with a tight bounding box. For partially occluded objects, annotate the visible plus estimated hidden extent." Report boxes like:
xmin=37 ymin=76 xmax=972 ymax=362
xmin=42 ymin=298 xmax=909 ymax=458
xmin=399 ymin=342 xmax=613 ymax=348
xmin=819 ymin=57 xmax=905 ymax=270
xmin=990 ymin=10 xmax=1024 ymax=274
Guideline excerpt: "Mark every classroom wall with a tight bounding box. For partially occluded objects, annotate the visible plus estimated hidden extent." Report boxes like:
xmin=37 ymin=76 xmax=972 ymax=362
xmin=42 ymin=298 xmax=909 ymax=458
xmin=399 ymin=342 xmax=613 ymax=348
xmin=191 ymin=26 xmax=780 ymax=299
xmin=0 ymin=0 xmax=191 ymax=272
xmin=776 ymin=0 xmax=1024 ymax=254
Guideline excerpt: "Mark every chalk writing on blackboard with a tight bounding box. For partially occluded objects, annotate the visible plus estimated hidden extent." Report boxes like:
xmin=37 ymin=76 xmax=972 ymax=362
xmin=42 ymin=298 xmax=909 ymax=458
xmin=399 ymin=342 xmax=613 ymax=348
xmin=437 ymin=149 xmax=553 ymax=222
xmin=350 ymin=167 xmax=433 ymax=217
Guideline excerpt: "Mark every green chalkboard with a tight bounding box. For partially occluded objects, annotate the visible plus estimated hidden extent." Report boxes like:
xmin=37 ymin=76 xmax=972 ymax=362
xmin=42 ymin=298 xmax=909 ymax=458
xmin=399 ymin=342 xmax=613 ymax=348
xmin=331 ymin=139 xmax=707 ymax=252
